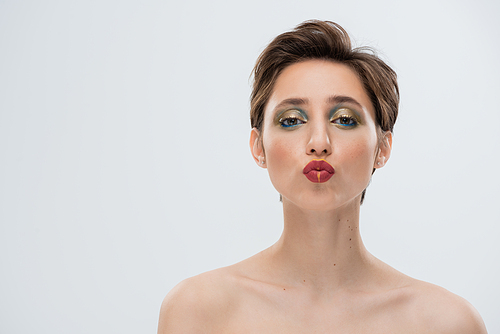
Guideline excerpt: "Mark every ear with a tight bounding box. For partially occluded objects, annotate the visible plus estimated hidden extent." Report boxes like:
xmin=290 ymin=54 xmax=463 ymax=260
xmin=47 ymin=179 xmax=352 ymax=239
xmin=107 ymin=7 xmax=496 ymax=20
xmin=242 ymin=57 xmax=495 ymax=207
xmin=250 ymin=128 xmax=266 ymax=168
xmin=374 ymin=131 xmax=392 ymax=169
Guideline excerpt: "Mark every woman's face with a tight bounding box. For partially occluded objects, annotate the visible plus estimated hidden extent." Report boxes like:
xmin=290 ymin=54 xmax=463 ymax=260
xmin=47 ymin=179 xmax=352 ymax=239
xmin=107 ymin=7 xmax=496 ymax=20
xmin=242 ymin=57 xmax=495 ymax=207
xmin=251 ymin=59 xmax=391 ymax=211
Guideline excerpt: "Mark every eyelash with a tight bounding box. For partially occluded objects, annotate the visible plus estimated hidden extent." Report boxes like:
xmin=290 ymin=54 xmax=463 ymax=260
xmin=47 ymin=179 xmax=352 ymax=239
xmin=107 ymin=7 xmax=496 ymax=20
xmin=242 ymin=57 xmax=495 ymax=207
xmin=277 ymin=112 xmax=359 ymax=129
xmin=331 ymin=115 xmax=358 ymax=127
xmin=279 ymin=117 xmax=306 ymax=128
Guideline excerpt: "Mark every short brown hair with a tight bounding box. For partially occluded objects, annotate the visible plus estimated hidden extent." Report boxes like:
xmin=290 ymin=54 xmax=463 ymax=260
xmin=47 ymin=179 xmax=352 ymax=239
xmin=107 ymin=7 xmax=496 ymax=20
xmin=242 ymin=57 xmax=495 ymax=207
xmin=250 ymin=20 xmax=399 ymax=203
xmin=251 ymin=19 xmax=399 ymax=133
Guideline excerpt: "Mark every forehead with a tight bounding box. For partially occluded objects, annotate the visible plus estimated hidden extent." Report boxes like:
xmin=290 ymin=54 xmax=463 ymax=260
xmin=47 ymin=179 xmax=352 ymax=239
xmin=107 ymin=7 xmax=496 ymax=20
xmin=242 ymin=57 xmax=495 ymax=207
xmin=265 ymin=59 xmax=374 ymax=116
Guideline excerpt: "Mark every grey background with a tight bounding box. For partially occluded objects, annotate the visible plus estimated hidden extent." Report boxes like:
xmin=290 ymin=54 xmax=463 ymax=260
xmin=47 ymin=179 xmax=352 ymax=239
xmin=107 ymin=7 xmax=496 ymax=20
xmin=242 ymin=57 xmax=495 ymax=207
xmin=1 ymin=0 xmax=499 ymax=333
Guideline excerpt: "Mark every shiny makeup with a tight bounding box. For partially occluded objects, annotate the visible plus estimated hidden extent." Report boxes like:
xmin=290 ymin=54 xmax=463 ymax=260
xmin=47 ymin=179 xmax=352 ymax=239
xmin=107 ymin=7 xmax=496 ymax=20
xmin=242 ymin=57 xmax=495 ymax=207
xmin=329 ymin=106 xmax=362 ymax=129
xmin=273 ymin=103 xmax=363 ymax=130
xmin=303 ymin=159 xmax=335 ymax=183
xmin=274 ymin=108 xmax=308 ymax=129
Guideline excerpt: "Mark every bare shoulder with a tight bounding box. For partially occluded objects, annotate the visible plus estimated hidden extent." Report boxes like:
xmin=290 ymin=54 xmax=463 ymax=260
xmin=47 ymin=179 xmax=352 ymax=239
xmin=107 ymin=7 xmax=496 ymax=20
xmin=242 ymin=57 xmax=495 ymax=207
xmin=157 ymin=268 xmax=237 ymax=334
xmin=404 ymin=279 xmax=487 ymax=333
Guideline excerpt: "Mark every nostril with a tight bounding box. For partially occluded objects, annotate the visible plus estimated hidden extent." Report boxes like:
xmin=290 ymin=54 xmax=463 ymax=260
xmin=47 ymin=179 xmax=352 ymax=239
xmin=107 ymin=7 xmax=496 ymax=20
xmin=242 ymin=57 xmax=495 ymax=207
xmin=309 ymin=148 xmax=329 ymax=155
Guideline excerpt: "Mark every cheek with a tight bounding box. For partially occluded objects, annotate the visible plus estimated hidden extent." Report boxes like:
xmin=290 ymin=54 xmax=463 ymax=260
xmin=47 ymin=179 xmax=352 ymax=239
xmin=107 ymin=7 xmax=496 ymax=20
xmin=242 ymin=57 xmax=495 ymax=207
xmin=262 ymin=134 xmax=300 ymax=192
xmin=264 ymin=136 xmax=295 ymax=169
xmin=338 ymin=135 xmax=377 ymax=174
xmin=346 ymin=141 xmax=374 ymax=160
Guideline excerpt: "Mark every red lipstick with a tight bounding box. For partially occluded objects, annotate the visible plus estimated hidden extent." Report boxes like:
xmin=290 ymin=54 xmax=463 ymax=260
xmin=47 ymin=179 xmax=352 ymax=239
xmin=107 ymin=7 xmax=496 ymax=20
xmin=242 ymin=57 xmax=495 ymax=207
xmin=303 ymin=159 xmax=335 ymax=183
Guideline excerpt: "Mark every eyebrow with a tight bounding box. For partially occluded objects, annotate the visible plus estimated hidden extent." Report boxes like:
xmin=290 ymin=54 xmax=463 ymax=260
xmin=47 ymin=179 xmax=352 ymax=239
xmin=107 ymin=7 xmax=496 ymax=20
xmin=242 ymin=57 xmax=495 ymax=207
xmin=327 ymin=95 xmax=364 ymax=109
xmin=273 ymin=95 xmax=364 ymax=111
xmin=272 ymin=98 xmax=308 ymax=113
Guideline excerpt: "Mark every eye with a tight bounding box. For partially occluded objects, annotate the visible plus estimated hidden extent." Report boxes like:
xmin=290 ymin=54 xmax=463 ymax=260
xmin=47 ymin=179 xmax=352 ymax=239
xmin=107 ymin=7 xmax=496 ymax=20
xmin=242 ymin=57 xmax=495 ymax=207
xmin=280 ymin=117 xmax=306 ymax=128
xmin=274 ymin=108 xmax=308 ymax=129
xmin=332 ymin=115 xmax=358 ymax=127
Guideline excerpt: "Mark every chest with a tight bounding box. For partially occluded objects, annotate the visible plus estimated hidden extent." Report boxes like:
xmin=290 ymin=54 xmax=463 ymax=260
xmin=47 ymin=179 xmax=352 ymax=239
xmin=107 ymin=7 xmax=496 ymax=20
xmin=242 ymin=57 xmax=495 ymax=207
xmin=219 ymin=290 xmax=423 ymax=334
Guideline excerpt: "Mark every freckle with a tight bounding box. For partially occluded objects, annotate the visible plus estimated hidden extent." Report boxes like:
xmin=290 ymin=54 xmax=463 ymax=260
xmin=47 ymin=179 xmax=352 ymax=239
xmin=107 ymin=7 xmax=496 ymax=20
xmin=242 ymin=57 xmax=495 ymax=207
xmin=303 ymin=280 xmax=306 ymax=282
xmin=350 ymin=246 xmax=352 ymax=248
xmin=283 ymin=288 xmax=286 ymax=290
xmin=349 ymin=238 xmax=351 ymax=241
xmin=334 ymin=264 xmax=336 ymax=266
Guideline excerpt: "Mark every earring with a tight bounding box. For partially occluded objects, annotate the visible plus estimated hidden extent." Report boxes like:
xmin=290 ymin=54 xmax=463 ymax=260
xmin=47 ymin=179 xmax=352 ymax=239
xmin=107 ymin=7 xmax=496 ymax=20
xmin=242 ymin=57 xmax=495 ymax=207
xmin=377 ymin=162 xmax=381 ymax=166
xmin=259 ymin=157 xmax=265 ymax=165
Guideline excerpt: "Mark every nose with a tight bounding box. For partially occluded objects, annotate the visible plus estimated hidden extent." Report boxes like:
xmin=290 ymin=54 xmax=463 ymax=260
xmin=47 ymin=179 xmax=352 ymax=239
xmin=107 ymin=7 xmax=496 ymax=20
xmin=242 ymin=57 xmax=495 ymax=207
xmin=306 ymin=124 xmax=332 ymax=156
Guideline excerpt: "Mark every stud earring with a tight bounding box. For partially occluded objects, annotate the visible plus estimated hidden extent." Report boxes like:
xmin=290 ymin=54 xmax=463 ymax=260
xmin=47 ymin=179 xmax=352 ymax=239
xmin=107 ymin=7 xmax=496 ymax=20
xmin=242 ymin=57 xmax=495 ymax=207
xmin=377 ymin=162 xmax=381 ymax=166
xmin=259 ymin=157 xmax=265 ymax=165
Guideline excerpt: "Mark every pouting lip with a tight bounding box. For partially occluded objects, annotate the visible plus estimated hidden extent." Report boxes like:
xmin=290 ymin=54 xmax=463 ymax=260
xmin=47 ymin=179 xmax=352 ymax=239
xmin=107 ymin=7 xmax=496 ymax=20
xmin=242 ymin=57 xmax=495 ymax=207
xmin=303 ymin=159 xmax=335 ymax=175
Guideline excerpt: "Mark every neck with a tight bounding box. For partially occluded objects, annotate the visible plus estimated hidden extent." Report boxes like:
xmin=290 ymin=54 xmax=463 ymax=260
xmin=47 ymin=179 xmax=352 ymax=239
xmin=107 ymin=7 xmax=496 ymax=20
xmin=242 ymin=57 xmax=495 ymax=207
xmin=268 ymin=197 xmax=374 ymax=290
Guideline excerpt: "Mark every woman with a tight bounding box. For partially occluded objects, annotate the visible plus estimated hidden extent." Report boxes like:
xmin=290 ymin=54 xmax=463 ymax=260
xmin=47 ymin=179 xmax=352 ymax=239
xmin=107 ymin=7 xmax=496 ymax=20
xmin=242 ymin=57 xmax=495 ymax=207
xmin=158 ymin=20 xmax=487 ymax=333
